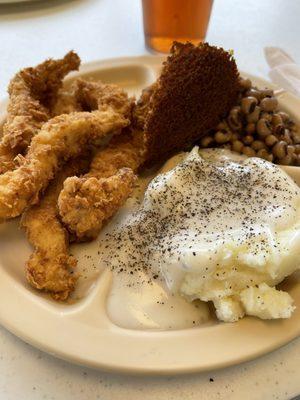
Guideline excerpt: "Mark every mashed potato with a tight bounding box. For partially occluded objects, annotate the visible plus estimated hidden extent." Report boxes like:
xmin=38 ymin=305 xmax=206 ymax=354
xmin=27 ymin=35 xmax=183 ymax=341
xmin=104 ymin=147 xmax=300 ymax=323
xmin=160 ymin=148 xmax=300 ymax=322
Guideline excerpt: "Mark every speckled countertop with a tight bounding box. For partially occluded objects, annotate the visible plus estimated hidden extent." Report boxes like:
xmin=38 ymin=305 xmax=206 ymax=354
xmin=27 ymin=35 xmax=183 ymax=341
xmin=0 ymin=327 xmax=299 ymax=400
xmin=0 ymin=0 xmax=299 ymax=399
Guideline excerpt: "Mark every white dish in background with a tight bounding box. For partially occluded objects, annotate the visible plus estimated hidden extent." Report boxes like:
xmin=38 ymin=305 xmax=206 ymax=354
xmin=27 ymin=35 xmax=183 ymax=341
xmin=0 ymin=0 xmax=40 ymax=3
xmin=0 ymin=55 xmax=299 ymax=375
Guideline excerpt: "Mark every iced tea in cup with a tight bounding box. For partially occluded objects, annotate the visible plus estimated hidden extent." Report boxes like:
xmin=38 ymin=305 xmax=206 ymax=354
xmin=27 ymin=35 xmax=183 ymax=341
xmin=142 ymin=0 xmax=213 ymax=53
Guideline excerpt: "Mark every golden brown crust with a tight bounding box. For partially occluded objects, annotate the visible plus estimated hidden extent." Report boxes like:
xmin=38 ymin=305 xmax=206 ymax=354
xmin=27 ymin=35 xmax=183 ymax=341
xmin=0 ymin=51 xmax=80 ymax=173
xmin=58 ymin=168 xmax=136 ymax=241
xmin=17 ymin=51 xmax=80 ymax=109
xmin=21 ymin=157 xmax=89 ymax=300
xmin=75 ymin=78 xmax=135 ymax=117
xmin=51 ymin=80 xmax=83 ymax=117
xmin=141 ymin=42 xmax=240 ymax=165
xmin=88 ymin=131 xmax=144 ymax=177
xmin=133 ymin=83 xmax=157 ymax=130
xmin=58 ymin=130 xmax=144 ymax=241
xmin=0 ymin=109 xmax=128 ymax=220
xmin=57 ymin=80 xmax=142 ymax=241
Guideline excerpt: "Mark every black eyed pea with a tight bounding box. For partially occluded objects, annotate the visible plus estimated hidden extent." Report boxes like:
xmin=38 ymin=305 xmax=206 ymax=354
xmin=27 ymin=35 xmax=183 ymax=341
xmin=265 ymin=134 xmax=278 ymax=147
xmin=273 ymin=124 xmax=285 ymax=137
xmin=259 ymin=88 xmax=274 ymax=99
xmin=291 ymin=153 xmax=298 ymax=165
xmin=245 ymin=88 xmax=261 ymax=100
xmin=291 ymin=130 xmax=300 ymax=144
xmin=231 ymin=132 xmax=240 ymax=141
xmin=246 ymin=123 xmax=256 ymax=135
xmin=232 ymin=140 xmax=244 ymax=153
xmin=214 ymin=131 xmax=231 ymax=144
xmin=260 ymin=112 xmax=273 ymax=123
xmin=242 ymin=146 xmax=256 ymax=157
xmin=242 ymin=135 xmax=254 ymax=145
xmin=200 ymin=136 xmax=214 ymax=148
xmin=257 ymin=118 xmax=272 ymax=137
xmin=272 ymin=113 xmax=283 ymax=127
xmin=272 ymin=141 xmax=287 ymax=159
xmin=227 ymin=107 xmax=242 ymax=131
xmin=247 ymin=106 xmax=261 ymax=123
xmin=260 ymin=96 xmax=278 ymax=112
xmin=285 ymin=119 xmax=295 ymax=130
xmin=278 ymin=111 xmax=290 ymax=122
xmin=282 ymin=129 xmax=293 ymax=144
xmin=257 ymin=148 xmax=273 ymax=162
xmin=241 ymin=96 xmax=258 ymax=114
xmin=239 ymin=78 xmax=252 ymax=91
xmin=280 ymin=154 xmax=293 ymax=165
xmin=287 ymin=145 xmax=296 ymax=156
xmin=251 ymin=140 xmax=266 ymax=151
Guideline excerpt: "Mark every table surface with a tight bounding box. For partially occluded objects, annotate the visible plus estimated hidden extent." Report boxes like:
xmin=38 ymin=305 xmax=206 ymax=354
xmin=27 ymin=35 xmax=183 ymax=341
xmin=0 ymin=0 xmax=300 ymax=399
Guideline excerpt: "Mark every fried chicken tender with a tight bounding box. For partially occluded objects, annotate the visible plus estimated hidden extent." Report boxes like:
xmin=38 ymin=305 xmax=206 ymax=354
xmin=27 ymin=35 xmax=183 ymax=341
xmin=0 ymin=51 xmax=80 ymax=173
xmin=58 ymin=167 xmax=136 ymax=241
xmin=21 ymin=157 xmax=89 ymax=300
xmin=0 ymin=109 xmax=128 ymax=220
xmin=51 ymin=76 xmax=133 ymax=117
xmin=51 ymin=80 xmax=82 ymax=116
xmin=75 ymin=78 xmax=135 ymax=117
xmin=57 ymin=80 xmax=141 ymax=240
xmin=85 ymin=132 xmax=143 ymax=178
xmin=58 ymin=132 xmax=143 ymax=240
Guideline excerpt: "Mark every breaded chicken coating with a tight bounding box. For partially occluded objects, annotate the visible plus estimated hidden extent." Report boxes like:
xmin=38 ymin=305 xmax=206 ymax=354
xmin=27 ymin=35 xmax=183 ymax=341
xmin=58 ymin=167 xmax=136 ymax=240
xmin=0 ymin=51 xmax=80 ymax=173
xmin=58 ymin=80 xmax=140 ymax=240
xmin=21 ymin=157 xmax=89 ymax=300
xmin=0 ymin=109 xmax=128 ymax=220
xmin=58 ymin=131 xmax=143 ymax=240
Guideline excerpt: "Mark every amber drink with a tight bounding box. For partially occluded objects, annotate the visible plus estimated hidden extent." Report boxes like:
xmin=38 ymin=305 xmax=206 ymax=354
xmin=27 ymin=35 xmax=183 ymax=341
xmin=142 ymin=0 xmax=213 ymax=53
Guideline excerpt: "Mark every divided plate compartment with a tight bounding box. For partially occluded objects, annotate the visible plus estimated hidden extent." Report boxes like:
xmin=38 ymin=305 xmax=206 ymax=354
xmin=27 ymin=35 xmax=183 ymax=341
xmin=0 ymin=56 xmax=299 ymax=375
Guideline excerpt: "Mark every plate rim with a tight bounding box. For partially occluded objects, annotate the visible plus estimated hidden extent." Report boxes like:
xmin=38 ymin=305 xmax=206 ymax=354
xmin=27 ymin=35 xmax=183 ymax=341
xmin=0 ymin=55 xmax=299 ymax=376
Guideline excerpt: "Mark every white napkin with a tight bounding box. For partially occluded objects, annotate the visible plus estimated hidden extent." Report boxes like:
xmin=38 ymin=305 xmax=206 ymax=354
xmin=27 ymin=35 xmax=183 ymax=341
xmin=264 ymin=47 xmax=300 ymax=97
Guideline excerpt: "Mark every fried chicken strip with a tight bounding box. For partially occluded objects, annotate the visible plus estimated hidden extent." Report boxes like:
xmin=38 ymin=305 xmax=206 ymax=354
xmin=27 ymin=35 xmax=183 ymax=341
xmin=59 ymin=167 xmax=136 ymax=241
xmin=51 ymin=80 xmax=83 ymax=116
xmin=75 ymin=78 xmax=135 ymax=117
xmin=21 ymin=80 xmax=135 ymax=296
xmin=57 ymin=80 xmax=142 ymax=240
xmin=58 ymin=132 xmax=143 ymax=240
xmin=0 ymin=51 xmax=80 ymax=173
xmin=21 ymin=157 xmax=89 ymax=300
xmin=0 ymin=109 xmax=129 ymax=220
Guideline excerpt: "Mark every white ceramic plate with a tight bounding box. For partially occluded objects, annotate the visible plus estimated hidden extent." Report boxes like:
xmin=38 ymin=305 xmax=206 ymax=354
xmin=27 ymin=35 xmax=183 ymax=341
xmin=0 ymin=55 xmax=299 ymax=375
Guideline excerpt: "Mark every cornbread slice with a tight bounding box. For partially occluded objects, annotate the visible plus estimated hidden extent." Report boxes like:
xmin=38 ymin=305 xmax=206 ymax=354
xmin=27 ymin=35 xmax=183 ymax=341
xmin=137 ymin=42 xmax=240 ymax=165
